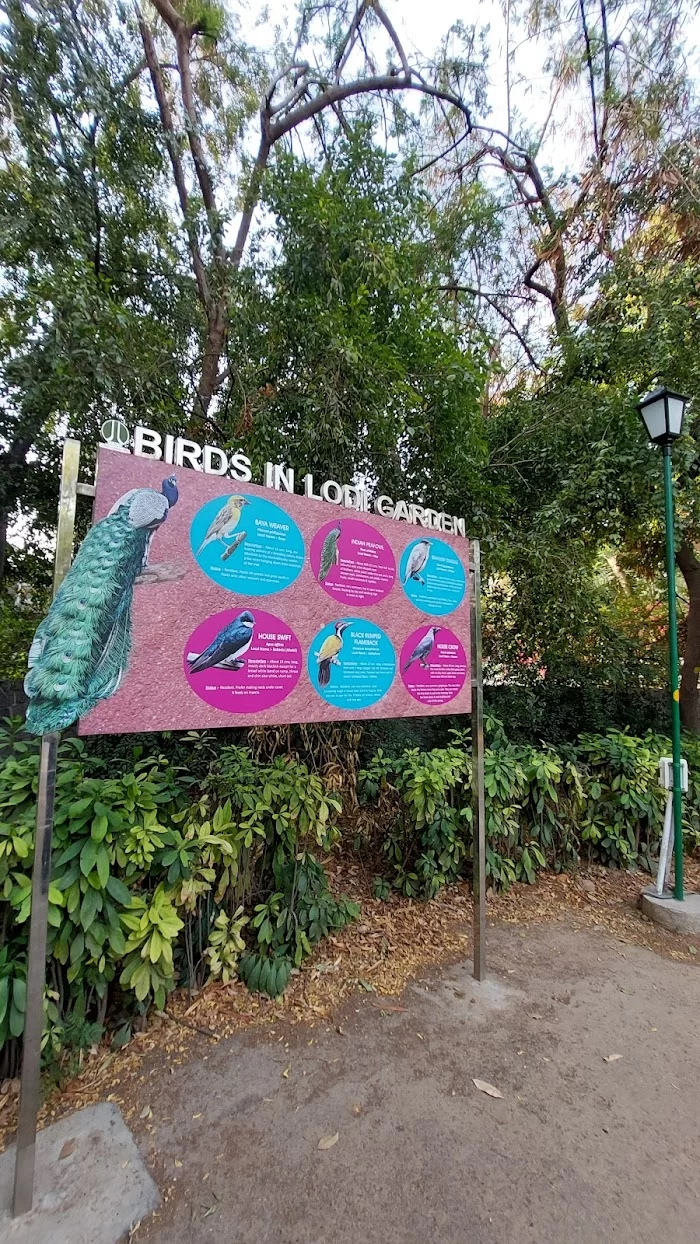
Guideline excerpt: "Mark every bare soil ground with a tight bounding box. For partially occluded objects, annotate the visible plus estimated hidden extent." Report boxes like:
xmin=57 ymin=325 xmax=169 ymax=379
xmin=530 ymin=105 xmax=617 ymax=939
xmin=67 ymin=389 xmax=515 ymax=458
xmin=2 ymin=862 xmax=700 ymax=1243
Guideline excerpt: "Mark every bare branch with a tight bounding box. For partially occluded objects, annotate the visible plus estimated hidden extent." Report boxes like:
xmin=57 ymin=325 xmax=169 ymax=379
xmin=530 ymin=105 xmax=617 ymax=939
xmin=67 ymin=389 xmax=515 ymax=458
xmin=137 ymin=6 xmax=211 ymax=311
xmin=373 ymin=2 xmax=411 ymax=78
xmin=333 ymin=0 xmax=371 ymax=81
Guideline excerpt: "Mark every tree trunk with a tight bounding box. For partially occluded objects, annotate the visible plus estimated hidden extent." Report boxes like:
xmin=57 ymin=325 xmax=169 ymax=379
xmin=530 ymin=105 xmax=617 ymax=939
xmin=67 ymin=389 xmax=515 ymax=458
xmin=196 ymin=300 xmax=228 ymax=421
xmin=677 ymin=540 xmax=700 ymax=733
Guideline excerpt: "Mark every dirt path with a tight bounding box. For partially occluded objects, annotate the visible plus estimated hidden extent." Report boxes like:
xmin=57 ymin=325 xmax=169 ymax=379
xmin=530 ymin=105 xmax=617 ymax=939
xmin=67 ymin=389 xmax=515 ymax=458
xmin=132 ymin=919 xmax=700 ymax=1244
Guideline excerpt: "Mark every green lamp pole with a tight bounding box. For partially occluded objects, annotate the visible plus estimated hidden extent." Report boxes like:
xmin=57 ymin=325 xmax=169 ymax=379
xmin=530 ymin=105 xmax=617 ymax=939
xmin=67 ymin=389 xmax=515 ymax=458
xmin=638 ymin=387 xmax=690 ymax=900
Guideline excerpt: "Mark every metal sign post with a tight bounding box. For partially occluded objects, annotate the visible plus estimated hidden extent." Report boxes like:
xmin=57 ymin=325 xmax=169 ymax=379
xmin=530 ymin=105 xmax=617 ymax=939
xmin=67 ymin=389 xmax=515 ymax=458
xmin=12 ymin=439 xmax=88 ymax=1216
xmin=469 ymin=540 xmax=486 ymax=980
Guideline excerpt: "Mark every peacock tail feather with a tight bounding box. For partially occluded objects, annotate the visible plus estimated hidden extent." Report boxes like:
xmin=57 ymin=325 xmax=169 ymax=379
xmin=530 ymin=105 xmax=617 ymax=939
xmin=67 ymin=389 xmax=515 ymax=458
xmin=318 ymin=529 xmax=340 ymax=583
xmin=24 ymin=506 xmax=150 ymax=734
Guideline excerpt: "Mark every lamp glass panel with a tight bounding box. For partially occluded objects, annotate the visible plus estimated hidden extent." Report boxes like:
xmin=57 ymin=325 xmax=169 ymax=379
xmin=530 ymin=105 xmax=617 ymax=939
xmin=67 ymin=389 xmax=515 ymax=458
xmin=641 ymin=398 xmax=668 ymax=442
xmin=667 ymin=395 xmax=686 ymax=437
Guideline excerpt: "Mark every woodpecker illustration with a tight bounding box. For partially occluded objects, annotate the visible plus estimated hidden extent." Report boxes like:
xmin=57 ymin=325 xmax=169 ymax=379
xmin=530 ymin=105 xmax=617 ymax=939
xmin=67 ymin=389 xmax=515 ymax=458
xmin=196 ymin=495 xmax=250 ymax=555
xmin=403 ymin=539 xmax=431 ymax=586
xmin=316 ymin=620 xmax=351 ymax=687
xmin=403 ymin=626 xmax=441 ymax=671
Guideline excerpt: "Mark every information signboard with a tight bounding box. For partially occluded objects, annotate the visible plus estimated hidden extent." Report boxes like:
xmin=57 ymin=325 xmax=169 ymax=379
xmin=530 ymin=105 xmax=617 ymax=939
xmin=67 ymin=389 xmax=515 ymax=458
xmin=79 ymin=448 xmax=471 ymax=734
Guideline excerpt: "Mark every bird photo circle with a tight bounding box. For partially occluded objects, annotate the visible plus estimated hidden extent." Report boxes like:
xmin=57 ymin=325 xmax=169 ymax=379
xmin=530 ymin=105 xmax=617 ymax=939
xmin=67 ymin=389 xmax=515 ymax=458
xmin=308 ymin=618 xmax=396 ymax=710
xmin=310 ymin=517 xmax=396 ymax=606
xmin=190 ymin=493 xmax=305 ymax=595
xmin=399 ymin=537 xmax=466 ymax=615
xmin=399 ymin=625 xmax=467 ymax=706
xmin=184 ymin=609 xmax=302 ymax=712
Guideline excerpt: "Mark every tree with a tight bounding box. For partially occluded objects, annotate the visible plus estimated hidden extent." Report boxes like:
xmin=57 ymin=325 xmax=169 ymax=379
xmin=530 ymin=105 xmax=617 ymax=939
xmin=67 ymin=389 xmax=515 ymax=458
xmin=0 ymin=0 xmax=200 ymax=581
xmin=225 ymin=127 xmax=490 ymax=516
xmin=135 ymin=0 xmax=487 ymax=425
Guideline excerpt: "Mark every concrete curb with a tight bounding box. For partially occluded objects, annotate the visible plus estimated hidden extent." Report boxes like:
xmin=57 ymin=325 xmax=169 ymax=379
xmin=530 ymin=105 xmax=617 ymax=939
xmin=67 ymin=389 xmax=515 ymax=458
xmin=0 ymin=1102 xmax=160 ymax=1243
xmin=640 ymin=887 xmax=700 ymax=935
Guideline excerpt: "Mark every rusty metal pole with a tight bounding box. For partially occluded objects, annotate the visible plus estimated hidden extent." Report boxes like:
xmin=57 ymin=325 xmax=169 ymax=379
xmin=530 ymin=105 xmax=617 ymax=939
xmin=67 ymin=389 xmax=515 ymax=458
xmin=470 ymin=540 xmax=486 ymax=981
xmin=13 ymin=438 xmax=81 ymax=1216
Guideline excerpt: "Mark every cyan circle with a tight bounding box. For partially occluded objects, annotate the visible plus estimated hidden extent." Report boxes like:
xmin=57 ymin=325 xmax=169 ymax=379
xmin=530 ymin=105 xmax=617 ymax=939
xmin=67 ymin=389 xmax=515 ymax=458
xmin=399 ymin=537 xmax=466 ymax=616
xmin=308 ymin=618 xmax=396 ymax=710
xmin=190 ymin=493 xmax=305 ymax=596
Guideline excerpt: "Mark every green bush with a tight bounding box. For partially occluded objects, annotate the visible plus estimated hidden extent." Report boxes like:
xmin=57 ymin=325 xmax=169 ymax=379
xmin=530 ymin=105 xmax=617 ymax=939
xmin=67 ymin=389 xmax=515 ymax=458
xmin=358 ymin=718 xmax=700 ymax=896
xmin=0 ymin=720 xmax=356 ymax=1069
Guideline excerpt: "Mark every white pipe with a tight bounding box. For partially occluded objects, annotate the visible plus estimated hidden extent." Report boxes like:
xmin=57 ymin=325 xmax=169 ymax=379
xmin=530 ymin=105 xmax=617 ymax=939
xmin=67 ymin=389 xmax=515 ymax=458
xmin=656 ymin=791 xmax=674 ymax=896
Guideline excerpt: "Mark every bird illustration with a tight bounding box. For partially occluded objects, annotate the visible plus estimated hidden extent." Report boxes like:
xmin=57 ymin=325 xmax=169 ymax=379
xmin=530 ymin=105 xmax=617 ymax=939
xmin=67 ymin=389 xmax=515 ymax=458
xmin=220 ymin=530 xmax=247 ymax=562
xmin=187 ymin=611 xmax=255 ymax=675
xmin=403 ymin=539 xmax=431 ymax=586
xmin=196 ymin=495 xmax=249 ymax=555
xmin=403 ymin=626 xmax=441 ymax=671
xmin=318 ymin=523 xmax=341 ymax=583
xmin=24 ymin=475 xmax=179 ymax=735
xmin=316 ymin=620 xmax=351 ymax=687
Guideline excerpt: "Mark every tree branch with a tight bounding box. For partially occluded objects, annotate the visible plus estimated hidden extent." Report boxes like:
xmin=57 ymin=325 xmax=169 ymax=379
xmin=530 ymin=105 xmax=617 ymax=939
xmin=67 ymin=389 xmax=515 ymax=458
xmin=149 ymin=0 xmax=224 ymax=263
xmin=137 ymin=6 xmax=211 ymax=311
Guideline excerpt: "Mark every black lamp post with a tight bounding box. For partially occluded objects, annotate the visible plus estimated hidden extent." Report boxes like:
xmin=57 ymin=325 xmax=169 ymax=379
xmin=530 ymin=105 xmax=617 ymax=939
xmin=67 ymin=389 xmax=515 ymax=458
xmin=637 ymin=386 xmax=690 ymax=899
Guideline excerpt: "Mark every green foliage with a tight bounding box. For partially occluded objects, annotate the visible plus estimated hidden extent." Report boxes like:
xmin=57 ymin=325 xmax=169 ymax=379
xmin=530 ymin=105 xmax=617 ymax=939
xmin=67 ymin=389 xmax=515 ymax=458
xmin=359 ymin=719 xmax=700 ymax=896
xmin=227 ymin=128 xmax=490 ymax=520
xmin=0 ymin=721 xmax=355 ymax=1068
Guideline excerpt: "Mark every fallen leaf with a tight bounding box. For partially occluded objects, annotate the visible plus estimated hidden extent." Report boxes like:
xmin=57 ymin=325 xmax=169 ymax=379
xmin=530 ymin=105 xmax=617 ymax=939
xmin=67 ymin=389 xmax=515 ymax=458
xmin=174 ymin=1160 xmax=183 ymax=1168
xmin=603 ymin=1054 xmax=622 ymax=1063
xmin=416 ymin=1033 xmax=424 ymax=1040
xmin=139 ymin=1105 xmax=152 ymax=1120
xmin=530 ymin=1014 xmax=543 ymax=1020
xmin=192 ymin=1113 xmax=202 ymax=1119
xmin=59 ymin=1138 xmax=76 ymax=1160
xmin=282 ymin=1064 xmax=291 ymax=1079
xmin=472 ymin=1079 xmax=503 ymax=1099
xmin=688 ymin=945 xmax=697 ymax=956
xmin=318 ymin=1132 xmax=339 ymax=1150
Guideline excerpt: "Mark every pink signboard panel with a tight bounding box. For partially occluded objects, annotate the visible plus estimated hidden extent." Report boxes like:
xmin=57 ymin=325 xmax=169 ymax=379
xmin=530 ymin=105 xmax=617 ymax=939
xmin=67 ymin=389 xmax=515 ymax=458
xmin=79 ymin=449 xmax=471 ymax=734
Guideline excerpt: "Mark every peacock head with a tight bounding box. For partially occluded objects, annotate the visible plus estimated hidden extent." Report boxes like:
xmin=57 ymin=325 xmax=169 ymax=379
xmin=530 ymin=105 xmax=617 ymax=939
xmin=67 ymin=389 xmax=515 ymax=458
xmin=239 ymin=611 xmax=255 ymax=629
xmin=161 ymin=475 xmax=179 ymax=507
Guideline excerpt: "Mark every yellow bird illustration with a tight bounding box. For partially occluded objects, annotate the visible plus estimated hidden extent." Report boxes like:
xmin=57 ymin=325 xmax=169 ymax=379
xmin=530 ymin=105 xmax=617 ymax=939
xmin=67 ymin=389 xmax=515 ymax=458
xmin=197 ymin=495 xmax=250 ymax=555
xmin=317 ymin=620 xmax=351 ymax=687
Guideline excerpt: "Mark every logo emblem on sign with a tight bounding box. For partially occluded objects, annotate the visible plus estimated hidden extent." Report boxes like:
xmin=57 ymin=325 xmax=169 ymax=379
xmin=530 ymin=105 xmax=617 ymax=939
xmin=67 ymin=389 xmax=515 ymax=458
xmin=100 ymin=418 xmax=130 ymax=451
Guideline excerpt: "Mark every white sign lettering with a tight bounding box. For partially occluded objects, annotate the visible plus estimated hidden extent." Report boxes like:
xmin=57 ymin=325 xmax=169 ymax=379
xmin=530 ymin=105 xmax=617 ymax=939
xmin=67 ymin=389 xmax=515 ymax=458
xmin=99 ymin=421 xmax=466 ymax=537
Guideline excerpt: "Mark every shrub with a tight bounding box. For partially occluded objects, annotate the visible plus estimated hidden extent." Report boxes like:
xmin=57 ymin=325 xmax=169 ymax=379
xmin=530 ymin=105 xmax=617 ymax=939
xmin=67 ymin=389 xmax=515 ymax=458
xmin=0 ymin=720 xmax=355 ymax=1069
xmin=359 ymin=718 xmax=700 ymax=896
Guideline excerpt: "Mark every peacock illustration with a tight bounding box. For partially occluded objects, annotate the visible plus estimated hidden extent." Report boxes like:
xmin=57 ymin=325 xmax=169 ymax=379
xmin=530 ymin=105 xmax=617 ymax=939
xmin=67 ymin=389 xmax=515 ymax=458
xmin=318 ymin=523 xmax=341 ymax=583
xmin=24 ymin=475 xmax=179 ymax=735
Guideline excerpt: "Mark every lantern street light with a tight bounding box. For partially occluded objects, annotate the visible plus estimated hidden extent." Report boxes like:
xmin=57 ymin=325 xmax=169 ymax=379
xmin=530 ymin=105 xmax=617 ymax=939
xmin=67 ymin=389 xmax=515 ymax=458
xmin=638 ymin=386 xmax=690 ymax=900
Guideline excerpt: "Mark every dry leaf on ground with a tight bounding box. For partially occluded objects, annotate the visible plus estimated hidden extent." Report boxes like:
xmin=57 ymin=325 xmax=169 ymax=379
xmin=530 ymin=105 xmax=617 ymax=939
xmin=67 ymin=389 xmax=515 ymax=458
xmin=472 ymin=1079 xmax=503 ymax=1099
xmin=318 ymin=1132 xmax=339 ymax=1150
xmin=603 ymin=1054 xmax=623 ymax=1063
xmin=58 ymin=1138 xmax=76 ymax=1159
